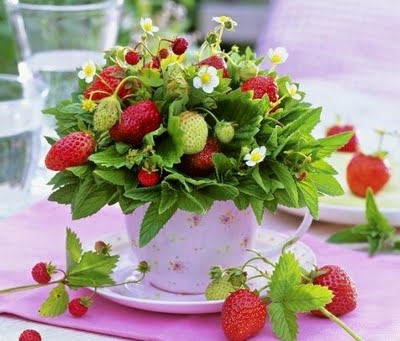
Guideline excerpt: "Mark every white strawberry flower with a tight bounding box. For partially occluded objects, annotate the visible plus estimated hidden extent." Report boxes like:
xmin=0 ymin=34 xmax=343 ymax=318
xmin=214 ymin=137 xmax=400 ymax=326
xmin=78 ymin=60 xmax=96 ymax=83
xmin=244 ymin=146 xmax=267 ymax=167
xmin=140 ymin=17 xmax=159 ymax=36
xmin=193 ymin=66 xmax=220 ymax=94
xmin=268 ymin=47 xmax=289 ymax=65
xmin=285 ymin=82 xmax=301 ymax=100
xmin=212 ymin=16 xmax=237 ymax=30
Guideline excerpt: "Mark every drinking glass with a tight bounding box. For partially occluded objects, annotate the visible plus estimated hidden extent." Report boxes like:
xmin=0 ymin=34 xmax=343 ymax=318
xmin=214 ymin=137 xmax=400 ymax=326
xmin=5 ymin=0 xmax=124 ymax=107
xmin=0 ymin=74 xmax=47 ymax=217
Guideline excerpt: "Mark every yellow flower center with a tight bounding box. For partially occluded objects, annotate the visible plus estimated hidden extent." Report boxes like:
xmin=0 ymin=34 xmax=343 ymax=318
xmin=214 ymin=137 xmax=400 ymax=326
xmin=251 ymin=152 xmax=262 ymax=162
xmin=219 ymin=16 xmax=229 ymax=23
xmin=83 ymin=64 xmax=95 ymax=76
xmin=82 ymin=99 xmax=96 ymax=112
xmin=144 ymin=22 xmax=153 ymax=32
xmin=289 ymin=87 xmax=296 ymax=96
xmin=201 ymin=73 xmax=211 ymax=84
xmin=270 ymin=55 xmax=282 ymax=64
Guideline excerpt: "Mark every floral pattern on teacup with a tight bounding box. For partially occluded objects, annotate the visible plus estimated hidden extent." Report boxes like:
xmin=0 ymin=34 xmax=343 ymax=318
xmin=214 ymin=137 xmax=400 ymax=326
xmin=168 ymin=260 xmax=185 ymax=272
xmin=219 ymin=210 xmax=237 ymax=226
xmin=187 ymin=214 xmax=202 ymax=228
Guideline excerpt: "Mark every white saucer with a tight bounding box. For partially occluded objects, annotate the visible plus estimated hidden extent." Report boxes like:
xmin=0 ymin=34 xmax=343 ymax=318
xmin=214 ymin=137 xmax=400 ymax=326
xmin=89 ymin=230 xmax=316 ymax=314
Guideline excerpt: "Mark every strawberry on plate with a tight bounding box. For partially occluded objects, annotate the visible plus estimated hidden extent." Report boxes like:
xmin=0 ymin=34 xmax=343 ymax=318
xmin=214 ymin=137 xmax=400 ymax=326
xmin=326 ymin=124 xmax=360 ymax=152
xmin=346 ymin=152 xmax=391 ymax=197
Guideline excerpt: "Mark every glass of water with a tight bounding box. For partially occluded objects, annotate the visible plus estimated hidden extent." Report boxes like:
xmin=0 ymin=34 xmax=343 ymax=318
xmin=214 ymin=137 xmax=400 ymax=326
xmin=0 ymin=74 xmax=47 ymax=217
xmin=5 ymin=0 xmax=124 ymax=108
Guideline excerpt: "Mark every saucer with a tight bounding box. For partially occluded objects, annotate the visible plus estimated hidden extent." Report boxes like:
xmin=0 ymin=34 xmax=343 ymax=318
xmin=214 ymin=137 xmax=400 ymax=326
xmin=89 ymin=230 xmax=316 ymax=314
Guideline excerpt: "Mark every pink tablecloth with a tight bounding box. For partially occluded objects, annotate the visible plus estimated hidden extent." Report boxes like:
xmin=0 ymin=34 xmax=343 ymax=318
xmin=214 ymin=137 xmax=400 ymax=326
xmin=0 ymin=200 xmax=399 ymax=340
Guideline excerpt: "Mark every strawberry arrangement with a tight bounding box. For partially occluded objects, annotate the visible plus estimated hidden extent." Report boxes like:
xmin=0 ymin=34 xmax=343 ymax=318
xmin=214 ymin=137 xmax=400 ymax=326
xmin=43 ymin=16 xmax=351 ymax=247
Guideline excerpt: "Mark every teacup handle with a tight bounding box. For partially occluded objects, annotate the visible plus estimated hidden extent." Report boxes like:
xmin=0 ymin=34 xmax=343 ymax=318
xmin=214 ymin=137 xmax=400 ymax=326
xmin=261 ymin=209 xmax=313 ymax=257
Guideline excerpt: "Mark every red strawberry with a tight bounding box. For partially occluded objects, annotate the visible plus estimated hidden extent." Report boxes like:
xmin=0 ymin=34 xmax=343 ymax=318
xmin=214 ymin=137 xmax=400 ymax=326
xmin=241 ymin=75 xmax=279 ymax=102
xmin=109 ymin=100 xmax=162 ymax=146
xmin=346 ymin=152 xmax=391 ymax=197
xmin=31 ymin=262 xmax=52 ymax=284
xmin=94 ymin=240 xmax=111 ymax=255
xmin=138 ymin=168 xmax=161 ymax=187
xmin=172 ymin=37 xmax=188 ymax=55
xmin=311 ymin=265 xmax=357 ymax=317
xmin=145 ymin=56 xmax=160 ymax=69
xmin=125 ymin=50 xmax=141 ymax=65
xmin=19 ymin=329 xmax=42 ymax=341
xmin=45 ymin=131 xmax=96 ymax=171
xmin=68 ymin=297 xmax=91 ymax=317
xmin=326 ymin=124 xmax=359 ymax=152
xmin=197 ymin=55 xmax=229 ymax=78
xmin=159 ymin=48 xmax=169 ymax=59
xmin=84 ymin=65 xmax=133 ymax=101
xmin=179 ymin=137 xmax=221 ymax=176
xmin=222 ymin=289 xmax=267 ymax=341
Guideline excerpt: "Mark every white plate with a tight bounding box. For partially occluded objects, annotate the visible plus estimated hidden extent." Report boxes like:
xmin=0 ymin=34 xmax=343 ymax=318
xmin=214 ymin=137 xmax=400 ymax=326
xmin=280 ymin=79 xmax=400 ymax=226
xmin=88 ymin=230 xmax=316 ymax=314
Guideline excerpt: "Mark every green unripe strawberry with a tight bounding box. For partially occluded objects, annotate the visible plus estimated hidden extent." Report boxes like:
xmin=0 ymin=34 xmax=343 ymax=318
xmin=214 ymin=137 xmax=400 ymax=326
xmin=93 ymin=96 xmax=121 ymax=132
xmin=238 ymin=60 xmax=259 ymax=82
xmin=179 ymin=111 xmax=208 ymax=154
xmin=215 ymin=121 xmax=235 ymax=144
xmin=205 ymin=278 xmax=236 ymax=301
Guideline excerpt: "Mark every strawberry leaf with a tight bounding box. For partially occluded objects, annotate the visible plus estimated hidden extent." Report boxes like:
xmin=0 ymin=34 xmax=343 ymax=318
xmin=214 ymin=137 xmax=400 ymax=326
xmin=139 ymin=200 xmax=177 ymax=247
xmin=269 ymin=161 xmax=298 ymax=207
xmin=48 ymin=184 xmax=77 ymax=205
xmin=284 ymin=283 xmax=333 ymax=312
xmin=89 ymin=148 xmax=129 ymax=169
xmin=268 ymin=302 xmax=298 ymax=341
xmin=39 ymin=283 xmax=69 ymax=317
xmin=313 ymin=132 xmax=353 ymax=158
xmin=297 ymin=180 xmax=319 ymax=219
xmin=67 ymin=251 xmax=119 ymax=288
xmin=66 ymin=228 xmax=83 ymax=271
xmin=307 ymin=173 xmax=344 ymax=197
xmin=268 ymin=252 xmax=302 ymax=301
xmin=328 ymin=188 xmax=396 ymax=256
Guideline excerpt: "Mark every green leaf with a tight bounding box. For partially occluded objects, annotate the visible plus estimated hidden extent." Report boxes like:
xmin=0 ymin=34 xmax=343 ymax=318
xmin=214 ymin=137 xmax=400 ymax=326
xmin=48 ymin=184 xmax=77 ymax=204
xmin=199 ymin=183 xmax=239 ymax=200
xmin=269 ymin=162 xmax=298 ymax=207
xmin=367 ymin=236 xmax=384 ymax=256
xmin=327 ymin=224 xmax=370 ymax=244
xmin=124 ymin=186 xmax=161 ymax=202
xmin=39 ymin=283 xmax=69 ymax=317
xmin=67 ymin=251 xmax=119 ymax=288
xmin=156 ymin=135 xmax=182 ymax=167
xmin=213 ymin=153 xmax=236 ymax=180
xmin=67 ymin=165 xmax=92 ymax=179
xmin=281 ymin=107 xmax=321 ymax=137
xmin=139 ymin=201 xmax=177 ymax=247
xmin=66 ymin=228 xmax=83 ymax=271
xmin=314 ymin=132 xmax=353 ymax=158
xmin=47 ymin=171 xmax=78 ymax=189
xmin=94 ymin=169 xmax=136 ymax=187
xmin=284 ymin=284 xmax=333 ymax=312
xmin=89 ymin=148 xmax=128 ymax=169
xmin=159 ymin=188 xmax=179 ymax=214
xmin=71 ymin=177 xmax=116 ymax=219
xmin=297 ymin=180 xmax=319 ymax=219
xmin=249 ymin=197 xmax=264 ymax=225
xmin=269 ymin=302 xmax=298 ymax=341
xmin=177 ymin=190 xmax=207 ymax=214
xmin=137 ymin=68 xmax=164 ymax=87
xmin=308 ymin=173 xmax=344 ymax=196
xmin=268 ymin=252 xmax=302 ymax=301
xmin=118 ymin=194 xmax=143 ymax=214
xmin=365 ymin=188 xmax=394 ymax=234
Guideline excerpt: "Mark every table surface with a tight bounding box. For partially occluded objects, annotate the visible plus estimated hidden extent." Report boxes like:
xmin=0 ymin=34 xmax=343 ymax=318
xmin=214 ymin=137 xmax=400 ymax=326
xmin=0 ymin=195 xmax=360 ymax=341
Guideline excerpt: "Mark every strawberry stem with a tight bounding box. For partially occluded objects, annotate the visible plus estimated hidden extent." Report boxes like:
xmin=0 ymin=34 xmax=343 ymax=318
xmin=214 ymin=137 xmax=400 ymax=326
xmin=0 ymin=280 xmax=60 ymax=295
xmin=318 ymin=307 xmax=363 ymax=341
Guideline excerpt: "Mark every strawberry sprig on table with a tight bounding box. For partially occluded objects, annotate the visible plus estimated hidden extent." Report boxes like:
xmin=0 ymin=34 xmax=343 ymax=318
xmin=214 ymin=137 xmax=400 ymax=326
xmin=43 ymin=16 xmax=352 ymax=247
xmin=328 ymin=188 xmax=400 ymax=255
xmin=0 ymin=228 xmax=149 ymax=318
xmin=206 ymin=251 xmax=362 ymax=341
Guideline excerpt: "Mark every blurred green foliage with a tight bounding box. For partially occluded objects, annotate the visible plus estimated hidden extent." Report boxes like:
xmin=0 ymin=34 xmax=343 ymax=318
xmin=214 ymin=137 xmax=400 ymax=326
xmin=0 ymin=0 xmax=196 ymax=74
